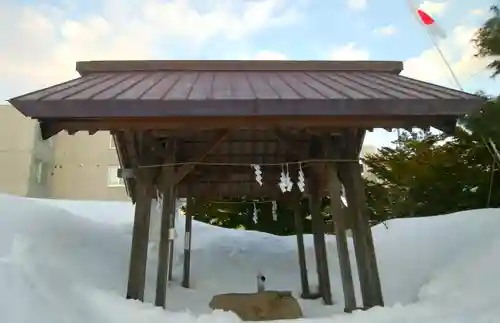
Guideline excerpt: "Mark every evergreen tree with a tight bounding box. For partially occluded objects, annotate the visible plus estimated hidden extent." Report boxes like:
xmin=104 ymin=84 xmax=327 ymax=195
xmin=473 ymin=4 xmax=500 ymax=76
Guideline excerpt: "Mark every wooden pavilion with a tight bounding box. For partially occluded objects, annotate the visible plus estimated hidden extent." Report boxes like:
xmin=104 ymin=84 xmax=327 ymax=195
xmin=8 ymin=60 xmax=483 ymax=312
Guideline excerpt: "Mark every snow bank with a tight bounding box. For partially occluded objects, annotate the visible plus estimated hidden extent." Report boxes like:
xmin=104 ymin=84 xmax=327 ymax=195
xmin=0 ymin=193 xmax=499 ymax=322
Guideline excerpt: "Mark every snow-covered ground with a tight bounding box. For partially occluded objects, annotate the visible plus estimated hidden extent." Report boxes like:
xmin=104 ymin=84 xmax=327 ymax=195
xmin=0 ymin=193 xmax=499 ymax=322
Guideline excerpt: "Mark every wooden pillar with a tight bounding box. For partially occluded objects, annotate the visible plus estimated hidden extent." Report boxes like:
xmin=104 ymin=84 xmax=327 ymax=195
xmin=327 ymin=163 xmax=356 ymax=312
xmin=341 ymin=161 xmax=384 ymax=308
xmin=126 ymin=169 xmax=154 ymax=301
xmin=182 ymin=197 xmax=194 ymax=288
xmin=155 ymin=143 xmax=176 ymax=307
xmin=322 ymin=135 xmax=357 ymax=312
xmin=291 ymin=193 xmax=310 ymax=298
xmin=308 ymin=179 xmax=333 ymax=305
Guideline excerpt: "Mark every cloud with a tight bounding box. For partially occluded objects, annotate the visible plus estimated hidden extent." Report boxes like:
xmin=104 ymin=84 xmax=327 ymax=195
xmin=329 ymin=43 xmax=370 ymax=60
xmin=346 ymin=0 xmax=367 ymax=10
xmin=0 ymin=0 xmax=301 ymax=100
xmin=401 ymin=25 xmax=494 ymax=88
xmin=373 ymin=25 xmax=398 ymax=35
xmin=470 ymin=8 xmax=485 ymax=16
xmin=418 ymin=1 xmax=447 ymax=16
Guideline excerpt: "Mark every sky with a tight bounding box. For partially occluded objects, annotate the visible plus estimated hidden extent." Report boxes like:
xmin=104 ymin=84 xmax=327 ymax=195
xmin=0 ymin=0 xmax=498 ymax=147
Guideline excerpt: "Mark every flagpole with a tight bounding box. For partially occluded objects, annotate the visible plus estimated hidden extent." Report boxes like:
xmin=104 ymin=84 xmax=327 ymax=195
xmin=405 ymin=0 xmax=463 ymax=90
xmin=406 ymin=0 xmax=499 ymax=207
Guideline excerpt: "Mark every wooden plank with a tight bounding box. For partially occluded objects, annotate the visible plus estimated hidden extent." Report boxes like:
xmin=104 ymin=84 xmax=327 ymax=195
xmin=126 ymin=170 xmax=154 ymax=301
xmin=173 ymin=129 xmax=228 ymax=185
xmin=291 ymin=192 xmax=310 ymax=298
xmin=155 ymin=142 xmax=176 ymax=308
xmin=182 ymin=197 xmax=194 ymax=288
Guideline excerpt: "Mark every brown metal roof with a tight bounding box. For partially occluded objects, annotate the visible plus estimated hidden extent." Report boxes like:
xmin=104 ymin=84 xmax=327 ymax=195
xmin=9 ymin=60 xmax=483 ymax=119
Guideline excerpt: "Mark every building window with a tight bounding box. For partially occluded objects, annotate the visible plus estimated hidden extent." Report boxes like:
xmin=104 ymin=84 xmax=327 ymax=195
xmin=109 ymin=135 xmax=116 ymax=149
xmin=34 ymin=159 xmax=46 ymax=184
xmin=107 ymin=166 xmax=124 ymax=187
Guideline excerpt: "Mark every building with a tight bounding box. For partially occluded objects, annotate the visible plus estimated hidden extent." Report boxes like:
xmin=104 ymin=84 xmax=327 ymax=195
xmin=0 ymin=104 xmax=128 ymax=200
xmin=0 ymin=103 xmax=378 ymax=201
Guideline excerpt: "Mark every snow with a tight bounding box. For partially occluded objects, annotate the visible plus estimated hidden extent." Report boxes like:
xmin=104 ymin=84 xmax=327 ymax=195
xmin=0 ymin=193 xmax=500 ymax=322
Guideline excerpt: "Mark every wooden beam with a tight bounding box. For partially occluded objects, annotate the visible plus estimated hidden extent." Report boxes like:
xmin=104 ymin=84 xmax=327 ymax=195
xmin=126 ymin=169 xmax=154 ymax=301
xmin=324 ymin=135 xmax=356 ymax=312
xmin=123 ymin=132 xmax=140 ymax=168
xmin=182 ymin=197 xmax=195 ymax=288
xmin=41 ymin=115 xmax=453 ymax=138
xmin=155 ymin=141 xmax=176 ymax=308
xmin=173 ymin=129 xmax=228 ymax=185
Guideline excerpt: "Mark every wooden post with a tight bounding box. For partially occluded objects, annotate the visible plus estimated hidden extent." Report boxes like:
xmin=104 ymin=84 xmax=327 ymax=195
xmin=168 ymin=203 xmax=177 ymax=282
xmin=126 ymin=169 xmax=154 ymax=301
xmin=327 ymin=163 xmax=357 ymax=312
xmin=323 ymin=135 xmax=357 ymax=312
xmin=182 ymin=197 xmax=194 ymax=288
xmin=154 ymin=166 xmax=175 ymax=308
xmin=155 ymin=137 xmax=176 ymax=308
xmin=291 ymin=193 xmax=310 ymax=298
xmin=308 ymin=179 xmax=333 ymax=305
xmin=341 ymin=161 xmax=384 ymax=308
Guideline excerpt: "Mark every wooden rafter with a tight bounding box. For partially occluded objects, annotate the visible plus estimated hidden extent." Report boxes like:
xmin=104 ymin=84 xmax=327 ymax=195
xmin=173 ymin=129 xmax=228 ymax=185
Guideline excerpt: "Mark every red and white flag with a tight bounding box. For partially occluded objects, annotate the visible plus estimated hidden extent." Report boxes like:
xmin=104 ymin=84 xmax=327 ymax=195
xmin=407 ymin=0 xmax=447 ymax=39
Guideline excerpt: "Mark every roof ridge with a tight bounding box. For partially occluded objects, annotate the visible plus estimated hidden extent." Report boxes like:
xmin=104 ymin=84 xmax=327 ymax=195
xmin=76 ymin=60 xmax=403 ymax=75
